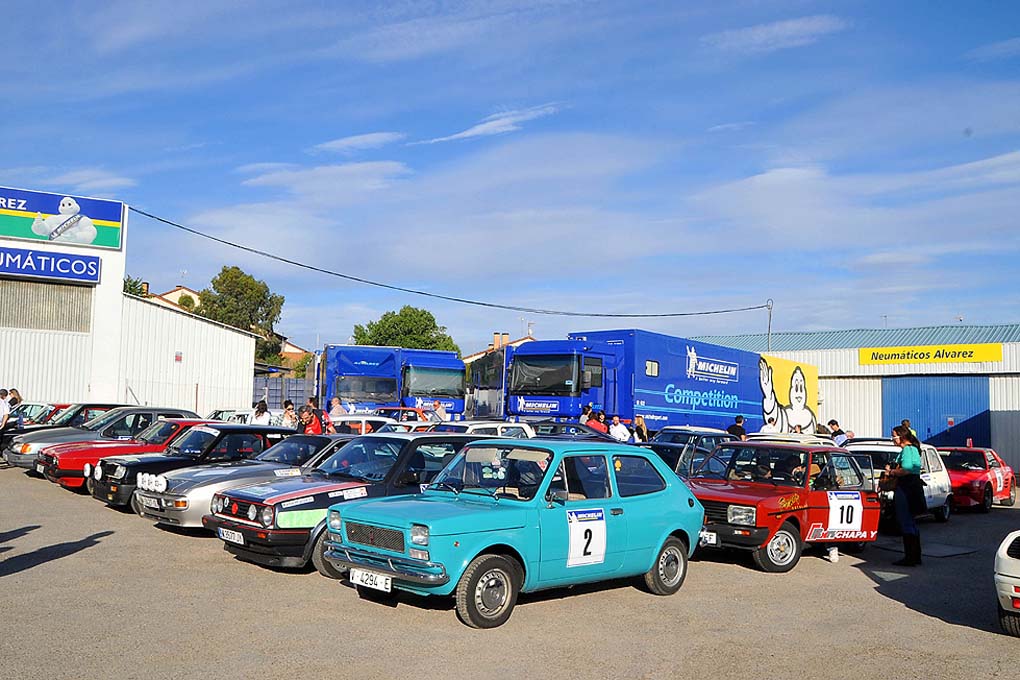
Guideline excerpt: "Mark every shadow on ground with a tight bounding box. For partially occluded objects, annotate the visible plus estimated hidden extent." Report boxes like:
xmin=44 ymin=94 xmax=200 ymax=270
xmin=0 ymin=531 xmax=114 ymax=578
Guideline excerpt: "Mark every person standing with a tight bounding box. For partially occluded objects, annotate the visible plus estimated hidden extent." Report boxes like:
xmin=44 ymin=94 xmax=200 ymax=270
xmin=297 ymin=405 xmax=324 ymax=435
xmin=281 ymin=400 xmax=298 ymax=429
xmin=609 ymin=415 xmax=631 ymax=442
xmin=887 ymin=425 xmax=925 ymax=566
xmin=588 ymin=411 xmax=609 ymax=434
xmin=828 ymin=419 xmax=848 ymax=446
xmin=0 ymin=389 xmax=9 ymax=431
xmin=251 ymin=400 xmax=272 ymax=425
xmin=432 ymin=400 xmax=449 ymax=421
xmin=307 ymin=397 xmax=335 ymax=433
xmin=579 ymin=404 xmax=592 ymax=426
xmin=727 ymin=415 xmax=747 ymax=440
xmin=759 ymin=417 xmax=779 ymax=434
xmin=901 ymin=419 xmax=917 ymax=438
xmin=329 ymin=396 xmax=348 ymax=418
xmin=632 ymin=415 xmax=649 ymax=443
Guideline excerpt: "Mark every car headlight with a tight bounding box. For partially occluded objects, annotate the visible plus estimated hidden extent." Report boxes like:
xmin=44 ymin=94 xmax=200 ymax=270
xmin=727 ymin=505 xmax=756 ymax=526
xmin=154 ymin=475 xmax=167 ymax=493
xmin=247 ymin=505 xmax=257 ymax=521
xmin=328 ymin=509 xmax=342 ymax=531
xmin=410 ymin=524 xmax=430 ymax=546
xmin=972 ymin=480 xmax=985 ymax=489
xmin=20 ymin=443 xmax=35 ymax=454
xmin=83 ymin=463 xmax=92 ymax=478
xmin=112 ymin=465 xmax=126 ymax=480
xmin=94 ymin=463 xmax=103 ymax=480
xmin=260 ymin=506 xmax=274 ymax=528
xmin=212 ymin=496 xmax=224 ymax=514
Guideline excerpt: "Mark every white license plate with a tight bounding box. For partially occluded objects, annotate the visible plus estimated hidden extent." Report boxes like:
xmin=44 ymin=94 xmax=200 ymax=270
xmin=218 ymin=528 xmax=244 ymax=545
xmin=36 ymin=463 xmax=45 ymax=474
xmin=350 ymin=568 xmax=391 ymax=592
xmin=699 ymin=530 xmax=718 ymax=546
xmin=139 ymin=495 xmax=160 ymax=510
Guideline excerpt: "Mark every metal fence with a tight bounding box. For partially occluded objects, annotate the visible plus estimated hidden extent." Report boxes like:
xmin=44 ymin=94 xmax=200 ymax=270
xmin=252 ymin=377 xmax=316 ymax=409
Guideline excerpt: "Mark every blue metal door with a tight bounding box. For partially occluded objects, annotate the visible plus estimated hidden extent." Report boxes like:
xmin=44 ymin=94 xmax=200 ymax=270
xmin=881 ymin=376 xmax=990 ymax=447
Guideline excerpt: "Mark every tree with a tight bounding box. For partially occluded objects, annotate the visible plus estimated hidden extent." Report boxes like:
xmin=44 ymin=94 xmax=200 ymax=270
xmin=123 ymin=275 xmax=147 ymax=296
xmin=197 ymin=266 xmax=285 ymax=362
xmin=177 ymin=294 xmax=195 ymax=311
xmin=353 ymin=306 xmax=460 ymax=355
xmin=291 ymin=353 xmax=313 ymax=378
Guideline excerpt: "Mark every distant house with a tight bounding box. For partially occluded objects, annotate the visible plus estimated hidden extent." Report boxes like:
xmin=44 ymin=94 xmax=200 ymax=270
xmin=146 ymin=285 xmax=202 ymax=312
xmin=463 ymin=332 xmax=536 ymax=367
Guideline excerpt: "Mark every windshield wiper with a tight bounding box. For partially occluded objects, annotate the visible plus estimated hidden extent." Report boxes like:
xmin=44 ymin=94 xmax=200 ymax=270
xmin=427 ymin=481 xmax=461 ymax=495
xmin=460 ymin=486 xmax=498 ymax=498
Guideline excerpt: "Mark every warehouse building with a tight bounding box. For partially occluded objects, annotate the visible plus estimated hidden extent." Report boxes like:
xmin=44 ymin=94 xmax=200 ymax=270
xmin=697 ymin=325 xmax=1020 ymax=470
xmin=0 ymin=185 xmax=254 ymax=414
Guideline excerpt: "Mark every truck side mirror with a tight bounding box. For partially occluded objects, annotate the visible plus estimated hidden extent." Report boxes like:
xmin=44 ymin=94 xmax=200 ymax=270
xmin=582 ymin=370 xmax=592 ymax=390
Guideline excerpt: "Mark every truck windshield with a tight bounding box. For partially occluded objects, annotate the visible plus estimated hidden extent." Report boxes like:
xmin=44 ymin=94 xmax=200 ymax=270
xmin=509 ymin=355 xmax=579 ymax=396
xmin=335 ymin=376 xmax=398 ymax=403
xmin=404 ymin=367 xmax=465 ymax=398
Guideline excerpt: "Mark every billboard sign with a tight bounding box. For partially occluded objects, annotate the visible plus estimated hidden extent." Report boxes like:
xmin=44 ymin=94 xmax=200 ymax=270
xmin=0 ymin=244 xmax=101 ymax=284
xmin=0 ymin=186 xmax=125 ymax=250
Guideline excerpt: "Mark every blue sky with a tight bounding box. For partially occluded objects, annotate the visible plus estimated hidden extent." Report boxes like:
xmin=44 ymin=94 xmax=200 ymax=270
xmin=3 ymin=0 xmax=1019 ymax=353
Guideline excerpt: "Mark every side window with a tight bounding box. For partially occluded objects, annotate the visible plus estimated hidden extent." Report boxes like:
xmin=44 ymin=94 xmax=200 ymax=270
xmin=986 ymin=451 xmax=1001 ymax=468
xmin=104 ymin=415 xmax=135 ymax=438
xmin=830 ymin=454 xmax=864 ymax=489
xmin=645 ymin=360 xmax=659 ymax=377
xmin=414 ymin=442 xmax=460 ymax=480
xmin=129 ymin=413 xmax=153 ymax=434
xmin=925 ymin=451 xmax=943 ymax=473
xmin=475 ymin=427 xmax=498 ymax=435
xmin=501 ymin=426 xmax=528 ymax=439
xmin=612 ymin=455 xmax=666 ymax=497
xmin=208 ymin=434 xmax=260 ymax=461
xmin=583 ymin=357 xmax=603 ymax=388
xmin=557 ymin=455 xmax=611 ymax=500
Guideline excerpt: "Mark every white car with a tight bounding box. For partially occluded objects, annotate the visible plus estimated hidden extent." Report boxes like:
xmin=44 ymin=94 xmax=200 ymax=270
xmin=427 ymin=420 xmax=536 ymax=438
xmin=994 ymin=529 xmax=1020 ymax=636
xmin=844 ymin=439 xmax=953 ymax=521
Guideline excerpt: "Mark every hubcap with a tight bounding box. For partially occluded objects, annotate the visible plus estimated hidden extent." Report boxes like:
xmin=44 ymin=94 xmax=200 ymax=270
xmin=658 ymin=546 xmax=684 ymax=586
xmin=474 ymin=568 xmax=510 ymax=618
xmin=767 ymin=531 xmax=796 ymax=566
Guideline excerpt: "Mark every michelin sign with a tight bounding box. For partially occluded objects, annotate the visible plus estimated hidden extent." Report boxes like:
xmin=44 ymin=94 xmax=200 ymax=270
xmin=0 ymin=186 xmax=125 ymax=250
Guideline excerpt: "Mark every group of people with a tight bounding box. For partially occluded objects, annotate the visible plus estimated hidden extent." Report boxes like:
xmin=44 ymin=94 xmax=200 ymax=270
xmin=0 ymin=388 xmax=24 ymax=431
xmin=579 ymin=405 xmax=650 ymax=443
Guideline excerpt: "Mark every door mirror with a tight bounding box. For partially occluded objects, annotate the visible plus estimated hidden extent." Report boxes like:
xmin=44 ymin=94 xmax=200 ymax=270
xmin=545 ymin=488 xmax=568 ymax=504
xmin=582 ymin=370 xmax=592 ymax=390
xmin=398 ymin=470 xmax=422 ymax=486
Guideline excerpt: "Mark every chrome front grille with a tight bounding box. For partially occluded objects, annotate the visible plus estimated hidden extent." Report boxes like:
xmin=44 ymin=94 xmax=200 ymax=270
xmin=346 ymin=522 xmax=404 ymax=553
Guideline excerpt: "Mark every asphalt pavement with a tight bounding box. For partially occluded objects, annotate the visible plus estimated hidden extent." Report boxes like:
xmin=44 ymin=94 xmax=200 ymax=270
xmin=1 ymin=465 xmax=1018 ymax=680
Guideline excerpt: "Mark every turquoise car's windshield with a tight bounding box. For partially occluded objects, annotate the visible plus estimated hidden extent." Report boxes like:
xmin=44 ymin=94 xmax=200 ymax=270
xmin=430 ymin=445 xmax=553 ymax=501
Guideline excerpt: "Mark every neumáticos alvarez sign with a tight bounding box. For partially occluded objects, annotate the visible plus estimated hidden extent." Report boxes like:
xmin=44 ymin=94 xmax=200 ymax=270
xmin=859 ymin=343 xmax=1002 ymax=365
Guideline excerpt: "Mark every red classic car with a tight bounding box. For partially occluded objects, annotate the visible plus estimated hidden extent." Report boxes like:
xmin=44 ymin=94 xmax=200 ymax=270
xmin=37 ymin=418 xmax=210 ymax=492
xmin=937 ymin=447 xmax=1016 ymax=511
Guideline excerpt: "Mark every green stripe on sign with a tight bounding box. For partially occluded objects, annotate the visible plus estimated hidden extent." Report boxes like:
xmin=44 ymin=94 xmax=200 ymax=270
xmin=277 ymin=508 xmax=327 ymax=528
xmin=0 ymin=215 xmax=121 ymax=248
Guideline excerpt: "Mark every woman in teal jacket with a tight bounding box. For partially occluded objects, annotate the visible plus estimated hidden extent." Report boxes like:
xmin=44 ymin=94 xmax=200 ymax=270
xmin=886 ymin=425 xmax=926 ymax=566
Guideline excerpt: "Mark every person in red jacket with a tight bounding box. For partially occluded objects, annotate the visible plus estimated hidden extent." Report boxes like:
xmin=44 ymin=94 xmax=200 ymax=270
xmin=587 ymin=411 xmax=609 ymax=434
xmin=297 ymin=405 xmax=324 ymax=435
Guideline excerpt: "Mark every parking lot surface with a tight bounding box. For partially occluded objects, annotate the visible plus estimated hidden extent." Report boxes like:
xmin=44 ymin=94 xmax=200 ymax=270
xmin=1 ymin=465 xmax=1017 ymax=680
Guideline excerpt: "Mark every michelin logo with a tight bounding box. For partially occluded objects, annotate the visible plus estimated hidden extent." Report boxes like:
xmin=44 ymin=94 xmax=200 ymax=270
xmin=686 ymin=346 xmax=739 ymax=384
xmin=516 ymin=396 xmax=557 ymax=412
xmin=567 ymin=509 xmax=605 ymax=523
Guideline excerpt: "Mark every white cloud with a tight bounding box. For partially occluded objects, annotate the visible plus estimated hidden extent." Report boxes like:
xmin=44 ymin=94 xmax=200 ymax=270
xmin=412 ymin=104 xmax=559 ymax=144
xmin=235 ymin=162 xmax=300 ymax=174
xmin=45 ymin=169 xmax=137 ymax=193
xmin=311 ymin=132 xmax=406 ymax=154
xmin=241 ymin=162 xmax=411 ymax=206
xmin=966 ymin=37 xmax=1020 ymax=62
xmin=707 ymin=121 xmax=755 ymax=133
xmin=701 ymin=15 xmax=849 ymax=56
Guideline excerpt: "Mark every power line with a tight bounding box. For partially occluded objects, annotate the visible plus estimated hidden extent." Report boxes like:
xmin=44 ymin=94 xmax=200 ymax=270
xmin=129 ymin=206 xmax=771 ymax=319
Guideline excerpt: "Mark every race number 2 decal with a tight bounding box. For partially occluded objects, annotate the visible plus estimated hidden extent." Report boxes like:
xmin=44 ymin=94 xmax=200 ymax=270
xmin=567 ymin=508 xmax=607 ymax=567
xmin=826 ymin=491 xmax=863 ymax=532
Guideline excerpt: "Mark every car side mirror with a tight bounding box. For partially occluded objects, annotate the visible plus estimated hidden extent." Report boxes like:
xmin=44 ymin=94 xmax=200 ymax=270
xmin=545 ymin=488 xmax=568 ymax=505
xmin=398 ymin=470 xmax=422 ymax=486
xmin=582 ymin=370 xmax=592 ymax=390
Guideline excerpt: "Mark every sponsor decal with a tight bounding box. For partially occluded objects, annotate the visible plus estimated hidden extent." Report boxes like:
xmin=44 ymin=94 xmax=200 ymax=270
xmin=777 ymin=493 xmax=803 ymax=510
xmin=0 ymin=185 xmax=125 ymax=250
xmin=273 ymin=468 xmax=301 ymax=477
xmin=663 ymin=385 xmax=739 ymax=409
xmin=240 ymin=485 xmax=282 ymax=499
xmin=281 ymin=496 xmax=314 ymax=509
xmin=0 ymin=245 xmax=102 ymax=284
xmin=685 ymin=346 xmax=739 ymax=384
xmin=806 ymin=523 xmax=876 ymax=541
xmin=567 ymin=509 xmax=605 ymax=523
xmin=515 ymin=396 xmax=558 ymax=412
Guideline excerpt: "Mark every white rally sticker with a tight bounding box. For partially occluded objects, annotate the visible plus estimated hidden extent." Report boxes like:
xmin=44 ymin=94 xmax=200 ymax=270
xmin=281 ymin=496 xmax=314 ymax=508
xmin=566 ymin=508 xmax=607 ymax=567
xmin=343 ymin=486 xmax=368 ymax=501
xmin=826 ymin=491 xmax=863 ymax=532
xmin=274 ymin=468 xmax=301 ymax=477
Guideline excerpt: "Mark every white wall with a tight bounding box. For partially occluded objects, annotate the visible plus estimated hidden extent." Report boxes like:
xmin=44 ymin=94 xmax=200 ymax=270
xmin=818 ymin=378 xmax=883 ymax=438
xmin=0 ymin=327 xmax=92 ymax=402
xmin=118 ymin=295 xmax=255 ymax=415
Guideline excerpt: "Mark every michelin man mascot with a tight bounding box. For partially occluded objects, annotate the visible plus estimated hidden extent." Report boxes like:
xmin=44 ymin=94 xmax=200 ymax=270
xmin=31 ymin=197 xmax=98 ymax=245
xmin=759 ymin=357 xmax=817 ymax=433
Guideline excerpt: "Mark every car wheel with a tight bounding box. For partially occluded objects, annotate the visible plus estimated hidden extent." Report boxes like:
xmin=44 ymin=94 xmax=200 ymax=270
xmin=933 ymin=499 xmax=951 ymax=522
xmin=130 ymin=493 xmax=144 ymax=516
xmin=642 ymin=536 xmax=688 ymax=595
xmin=85 ymin=477 xmax=95 ymax=495
xmin=1001 ymin=480 xmax=1016 ymax=507
xmin=455 ymin=554 xmax=520 ymax=629
xmin=1000 ymin=606 xmax=1020 ymax=637
xmin=980 ymin=484 xmax=993 ymax=513
xmin=752 ymin=521 xmax=802 ymax=573
xmin=311 ymin=531 xmax=347 ymax=579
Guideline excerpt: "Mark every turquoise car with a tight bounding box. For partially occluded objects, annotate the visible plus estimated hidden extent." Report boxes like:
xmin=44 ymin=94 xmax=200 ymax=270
xmin=324 ymin=439 xmax=704 ymax=628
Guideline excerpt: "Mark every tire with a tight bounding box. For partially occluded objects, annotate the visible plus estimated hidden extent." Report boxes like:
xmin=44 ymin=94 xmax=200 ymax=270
xmin=85 ymin=477 xmax=95 ymax=495
xmin=752 ymin=522 xmax=802 ymax=573
xmin=643 ymin=536 xmax=689 ymax=595
xmin=1001 ymin=480 xmax=1016 ymax=507
xmin=980 ymin=485 xmax=993 ymax=513
xmin=130 ymin=493 xmax=144 ymax=516
xmin=933 ymin=499 xmax=951 ymax=522
xmin=455 ymin=554 xmax=520 ymax=629
xmin=311 ymin=531 xmax=347 ymax=579
xmin=1000 ymin=606 xmax=1020 ymax=637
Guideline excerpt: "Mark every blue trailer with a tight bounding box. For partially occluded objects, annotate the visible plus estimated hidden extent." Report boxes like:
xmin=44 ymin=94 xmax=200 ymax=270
xmin=318 ymin=345 xmax=465 ymax=416
xmin=505 ymin=329 xmax=772 ymax=432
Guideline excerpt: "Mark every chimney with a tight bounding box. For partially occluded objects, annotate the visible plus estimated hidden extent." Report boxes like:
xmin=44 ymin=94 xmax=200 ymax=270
xmin=141 ymin=281 xmax=150 ymax=295
xmin=501 ymin=332 xmax=510 ymax=346
xmin=493 ymin=332 xmax=501 ymax=349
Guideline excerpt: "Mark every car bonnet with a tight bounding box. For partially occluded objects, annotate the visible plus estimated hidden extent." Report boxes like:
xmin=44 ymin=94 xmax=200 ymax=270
xmin=222 ymin=475 xmax=369 ymax=506
xmin=336 ymin=493 xmax=529 ymax=536
xmin=163 ymin=461 xmax=290 ymax=494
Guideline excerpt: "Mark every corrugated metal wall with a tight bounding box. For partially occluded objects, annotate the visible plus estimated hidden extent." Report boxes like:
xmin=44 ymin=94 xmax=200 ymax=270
xmin=818 ymin=378 xmax=883 ymax=437
xmin=881 ymin=376 xmax=990 ymax=447
xmin=0 ymin=280 xmax=92 ymax=332
xmin=0 ymin=327 xmax=92 ymax=402
xmin=767 ymin=346 xmax=1020 ymax=377
xmin=118 ymin=297 xmax=255 ymax=415
xmin=990 ymin=376 xmax=1020 ymax=472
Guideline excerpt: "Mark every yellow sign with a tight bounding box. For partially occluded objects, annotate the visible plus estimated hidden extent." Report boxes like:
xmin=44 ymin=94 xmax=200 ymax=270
xmin=859 ymin=343 xmax=1002 ymax=365
xmin=760 ymin=354 xmax=819 ymax=434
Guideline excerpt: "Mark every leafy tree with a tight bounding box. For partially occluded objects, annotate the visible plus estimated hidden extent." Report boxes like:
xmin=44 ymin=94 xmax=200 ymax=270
xmin=177 ymin=294 xmax=195 ymax=311
xmin=123 ymin=275 xmax=147 ymax=296
xmin=197 ymin=266 xmax=285 ymax=362
xmin=291 ymin=353 xmax=314 ymax=378
xmin=353 ymin=306 xmax=460 ymax=355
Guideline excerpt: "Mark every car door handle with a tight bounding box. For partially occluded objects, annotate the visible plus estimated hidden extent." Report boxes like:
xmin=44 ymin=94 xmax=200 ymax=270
xmin=611 ymin=508 xmax=624 ymax=516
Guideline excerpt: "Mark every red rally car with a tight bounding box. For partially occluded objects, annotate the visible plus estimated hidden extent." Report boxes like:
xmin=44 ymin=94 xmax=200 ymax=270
xmin=686 ymin=441 xmax=881 ymax=572
xmin=37 ymin=418 xmax=211 ymax=493
xmin=937 ymin=447 xmax=1016 ymax=511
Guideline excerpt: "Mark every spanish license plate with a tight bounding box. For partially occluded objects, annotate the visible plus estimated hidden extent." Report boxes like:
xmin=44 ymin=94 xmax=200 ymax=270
xmin=699 ymin=529 xmax=719 ymax=546
xmin=350 ymin=568 xmax=391 ymax=592
xmin=36 ymin=463 xmax=45 ymax=474
xmin=138 ymin=495 xmax=160 ymax=510
xmin=218 ymin=528 xmax=244 ymax=545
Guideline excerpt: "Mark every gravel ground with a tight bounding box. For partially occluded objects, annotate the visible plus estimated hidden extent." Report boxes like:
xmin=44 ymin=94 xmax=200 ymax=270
xmin=1 ymin=465 xmax=1017 ymax=680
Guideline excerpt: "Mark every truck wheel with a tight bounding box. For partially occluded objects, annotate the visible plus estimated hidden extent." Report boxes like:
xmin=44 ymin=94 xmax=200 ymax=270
xmin=1001 ymin=481 xmax=1016 ymax=507
xmin=980 ymin=485 xmax=993 ymax=513
xmin=311 ymin=531 xmax=347 ymax=579
xmin=642 ymin=536 xmax=688 ymax=595
xmin=752 ymin=522 xmax=802 ymax=573
xmin=1000 ymin=606 xmax=1020 ymax=637
xmin=933 ymin=500 xmax=951 ymax=522
xmin=455 ymin=554 xmax=520 ymax=629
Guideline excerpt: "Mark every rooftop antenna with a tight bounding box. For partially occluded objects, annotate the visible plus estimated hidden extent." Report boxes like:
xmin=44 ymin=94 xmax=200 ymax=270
xmin=956 ymin=315 xmax=964 ymax=324
xmin=882 ymin=314 xmax=888 ymax=328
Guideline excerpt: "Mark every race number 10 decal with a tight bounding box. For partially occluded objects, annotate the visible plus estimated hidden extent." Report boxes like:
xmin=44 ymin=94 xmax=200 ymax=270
xmin=567 ymin=509 xmax=607 ymax=567
xmin=826 ymin=491 xmax=863 ymax=532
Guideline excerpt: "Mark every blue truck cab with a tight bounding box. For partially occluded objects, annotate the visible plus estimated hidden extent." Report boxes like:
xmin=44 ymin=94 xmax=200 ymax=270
xmin=324 ymin=438 xmax=704 ymax=628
